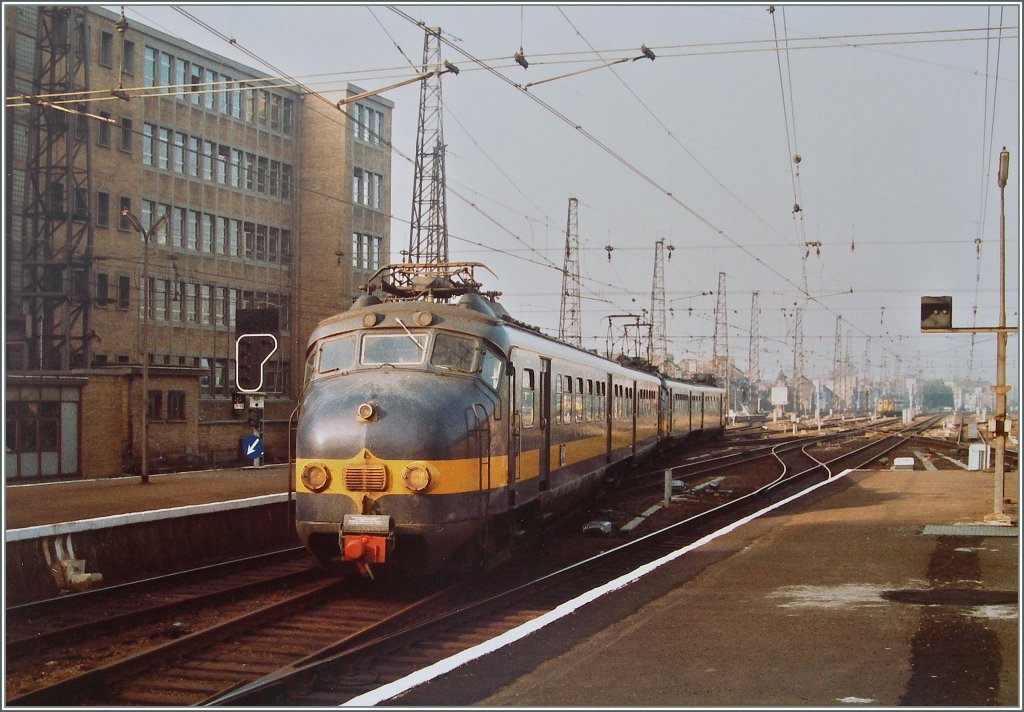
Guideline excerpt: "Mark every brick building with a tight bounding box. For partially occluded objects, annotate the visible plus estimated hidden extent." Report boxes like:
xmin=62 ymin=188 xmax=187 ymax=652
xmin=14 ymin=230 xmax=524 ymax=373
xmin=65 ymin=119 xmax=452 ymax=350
xmin=4 ymin=5 xmax=393 ymax=479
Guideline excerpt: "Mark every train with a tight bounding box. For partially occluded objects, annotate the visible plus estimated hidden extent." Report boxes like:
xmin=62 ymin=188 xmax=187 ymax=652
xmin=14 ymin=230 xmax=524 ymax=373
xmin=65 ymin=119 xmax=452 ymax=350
xmin=293 ymin=263 xmax=725 ymax=580
xmin=876 ymin=396 xmax=907 ymax=417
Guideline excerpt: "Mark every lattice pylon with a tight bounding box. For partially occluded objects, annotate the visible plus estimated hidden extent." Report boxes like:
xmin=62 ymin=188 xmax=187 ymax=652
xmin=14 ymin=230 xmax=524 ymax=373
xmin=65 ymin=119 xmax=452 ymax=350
xmin=650 ymin=239 xmax=669 ymax=367
xmin=558 ymin=198 xmax=581 ymax=347
xmin=712 ymin=272 xmax=728 ymax=388
xmin=407 ymin=27 xmax=449 ymax=265
xmin=21 ymin=6 xmax=95 ymax=370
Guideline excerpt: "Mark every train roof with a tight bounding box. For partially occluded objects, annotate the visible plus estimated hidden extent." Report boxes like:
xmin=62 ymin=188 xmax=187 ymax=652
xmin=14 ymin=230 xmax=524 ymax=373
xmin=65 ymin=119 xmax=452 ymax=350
xmin=308 ymin=263 xmax=723 ymax=393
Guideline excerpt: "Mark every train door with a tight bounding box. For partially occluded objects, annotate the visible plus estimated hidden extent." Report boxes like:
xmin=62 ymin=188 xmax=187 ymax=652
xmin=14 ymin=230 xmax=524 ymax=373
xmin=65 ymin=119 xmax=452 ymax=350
xmin=506 ymin=355 xmax=519 ymax=508
xmin=539 ymin=357 xmax=551 ymax=491
xmin=659 ymin=385 xmax=667 ymax=440
xmin=630 ymin=380 xmax=638 ymax=454
xmin=605 ymin=374 xmax=613 ymax=462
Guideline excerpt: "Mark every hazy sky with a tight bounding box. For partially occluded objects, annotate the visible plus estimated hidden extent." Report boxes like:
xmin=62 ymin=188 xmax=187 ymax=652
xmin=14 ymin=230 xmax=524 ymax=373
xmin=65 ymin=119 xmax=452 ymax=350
xmin=112 ymin=2 xmax=1020 ymax=392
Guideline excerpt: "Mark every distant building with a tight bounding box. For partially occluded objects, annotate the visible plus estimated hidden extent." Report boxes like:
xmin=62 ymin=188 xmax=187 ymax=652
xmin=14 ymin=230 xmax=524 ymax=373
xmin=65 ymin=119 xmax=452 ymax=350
xmin=5 ymin=6 xmax=393 ymax=479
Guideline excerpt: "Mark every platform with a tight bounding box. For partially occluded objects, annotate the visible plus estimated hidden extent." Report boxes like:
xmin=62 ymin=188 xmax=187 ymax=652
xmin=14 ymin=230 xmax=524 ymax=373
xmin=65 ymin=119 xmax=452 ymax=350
xmin=380 ymin=468 xmax=1020 ymax=707
xmin=4 ymin=466 xmax=295 ymax=604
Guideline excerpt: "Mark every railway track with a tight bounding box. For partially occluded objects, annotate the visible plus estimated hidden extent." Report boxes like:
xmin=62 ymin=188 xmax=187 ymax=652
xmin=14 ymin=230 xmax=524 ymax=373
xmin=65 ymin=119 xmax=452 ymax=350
xmin=6 ymin=417 xmax=947 ymax=707
xmin=6 ymin=568 xmax=456 ymax=706
xmin=202 ymin=420 xmax=936 ymax=706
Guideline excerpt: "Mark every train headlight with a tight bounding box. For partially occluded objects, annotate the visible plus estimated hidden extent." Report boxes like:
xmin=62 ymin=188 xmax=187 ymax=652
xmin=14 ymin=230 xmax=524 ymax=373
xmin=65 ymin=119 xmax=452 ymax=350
xmin=402 ymin=462 xmax=433 ymax=493
xmin=301 ymin=462 xmax=331 ymax=492
xmin=357 ymin=402 xmax=376 ymax=421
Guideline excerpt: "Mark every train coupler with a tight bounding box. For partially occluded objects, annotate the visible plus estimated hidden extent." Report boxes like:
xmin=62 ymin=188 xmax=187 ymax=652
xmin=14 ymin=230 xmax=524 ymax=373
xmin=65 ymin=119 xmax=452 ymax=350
xmin=340 ymin=514 xmax=394 ymax=578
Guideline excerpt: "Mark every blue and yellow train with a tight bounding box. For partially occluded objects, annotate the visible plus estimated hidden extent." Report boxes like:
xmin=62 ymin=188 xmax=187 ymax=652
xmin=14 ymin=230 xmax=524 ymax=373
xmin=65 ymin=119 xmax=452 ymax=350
xmin=294 ymin=264 xmax=724 ymax=579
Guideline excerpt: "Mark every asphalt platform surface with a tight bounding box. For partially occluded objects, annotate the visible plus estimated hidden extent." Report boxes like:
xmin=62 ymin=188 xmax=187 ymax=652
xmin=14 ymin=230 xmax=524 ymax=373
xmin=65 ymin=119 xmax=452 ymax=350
xmin=393 ymin=467 xmax=1019 ymax=708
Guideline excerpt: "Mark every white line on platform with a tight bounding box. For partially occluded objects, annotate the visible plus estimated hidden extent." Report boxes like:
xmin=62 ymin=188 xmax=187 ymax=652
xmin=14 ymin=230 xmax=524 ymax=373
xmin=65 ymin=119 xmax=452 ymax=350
xmin=342 ymin=469 xmax=858 ymax=707
xmin=5 ymin=493 xmax=290 ymax=543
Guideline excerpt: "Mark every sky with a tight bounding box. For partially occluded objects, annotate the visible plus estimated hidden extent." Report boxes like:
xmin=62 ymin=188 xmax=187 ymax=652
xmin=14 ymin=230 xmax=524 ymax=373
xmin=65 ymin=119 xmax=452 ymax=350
xmin=110 ymin=2 xmax=1020 ymax=396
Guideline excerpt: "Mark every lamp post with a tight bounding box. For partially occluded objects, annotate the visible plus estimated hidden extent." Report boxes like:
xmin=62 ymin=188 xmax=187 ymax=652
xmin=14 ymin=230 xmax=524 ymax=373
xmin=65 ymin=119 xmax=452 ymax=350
xmin=122 ymin=208 xmax=166 ymax=484
xmin=992 ymin=148 xmax=1010 ymax=521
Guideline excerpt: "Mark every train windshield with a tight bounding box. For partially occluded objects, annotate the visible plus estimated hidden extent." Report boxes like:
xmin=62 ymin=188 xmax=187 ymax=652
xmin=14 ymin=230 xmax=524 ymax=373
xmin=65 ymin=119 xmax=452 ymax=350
xmin=431 ymin=333 xmax=477 ymax=373
xmin=362 ymin=333 xmax=427 ymax=365
xmin=319 ymin=335 xmax=357 ymax=373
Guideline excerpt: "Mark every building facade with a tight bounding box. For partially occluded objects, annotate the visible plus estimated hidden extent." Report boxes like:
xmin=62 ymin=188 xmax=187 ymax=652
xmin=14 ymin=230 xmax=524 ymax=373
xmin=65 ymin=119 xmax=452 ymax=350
xmin=5 ymin=5 xmax=393 ymax=479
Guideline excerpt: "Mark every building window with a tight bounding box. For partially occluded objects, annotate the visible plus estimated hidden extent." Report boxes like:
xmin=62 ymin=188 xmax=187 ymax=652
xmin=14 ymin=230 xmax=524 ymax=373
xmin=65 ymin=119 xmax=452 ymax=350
xmin=202 ymin=140 xmax=215 ymax=181
xmin=281 ymin=164 xmax=292 ymax=200
xmin=269 ymin=160 xmax=279 ymax=197
xmin=147 ymin=390 xmax=163 ymax=420
xmin=158 ymin=128 xmax=171 ymax=169
xmin=175 ymin=55 xmax=189 ymax=99
xmin=351 ymin=232 xmax=383 ymax=270
xmin=352 ymin=168 xmax=383 ymax=208
xmin=161 ymin=51 xmax=173 ymax=88
xmin=120 ymin=117 xmax=133 ymax=152
xmin=203 ymin=68 xmax=216 ymax=109
xmin=190 ymin=64 xmax=203 ymax=105
xmin=244 ymin=153 xmax=256 ymax=190
xmin=172 ymin=132 xmax=185 ymax=173
xmin=117 ymin=275 xmax=131 ymax=309
xmin=122 ymin=39 xmax=135 ymax=74
xmin=256 ymin=157 xmax=268 ymax=192
xmin=99 ymin=31 xmax=113 ymax=67
xmin=74 ymin=104 xmax=88 ymax=141
xmin=142 ymin=123 xmax=154 ymax=165
xmin=218 ymin=76 xmax=229 ymax=114
xmin=118 ymin=196 xmax=131 ymax=230
xmin=72 ymin=187 xmax=88 ymax=221
xmin=168 ymin=391 xmax=185 ymax=420
xmin=144 ymin=46 xmax=158 ymax=86
xmin=95 ymin=273 xmax=109 ymax=307
xmin=98 ymin=112 xmax=112 ymax=146
xmin=216 ymin=145 xmax=229 ymax=184
xmin=282 ymin=98 xmax=294 ymax=134
xmin=96 ymin=191 xmax=109 ymax=227
xmin=187 ymin=136 xmax=200 ymax=177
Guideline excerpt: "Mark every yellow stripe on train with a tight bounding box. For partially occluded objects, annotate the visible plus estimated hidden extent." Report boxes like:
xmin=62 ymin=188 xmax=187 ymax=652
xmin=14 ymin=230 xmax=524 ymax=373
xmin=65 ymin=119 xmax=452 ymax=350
xmin=296 ymin=434 xmax=621 ymax=497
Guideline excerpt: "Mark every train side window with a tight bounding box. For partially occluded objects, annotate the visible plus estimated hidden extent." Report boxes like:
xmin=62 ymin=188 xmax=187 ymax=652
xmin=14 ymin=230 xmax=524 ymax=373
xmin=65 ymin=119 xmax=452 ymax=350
xmin=477 ymin=347 xmax=504 ymax=391
xmin=319 ymin=334 xmax=356 ymax=373
xmin=557 ymin=372 xmax=565 ymax=424
xmin=562 ymin=375 xmax=573 ymax=424
xmin=431 ymin=332 xmax=477 ymax=373
xmin=575 ymin=377 xmax=584 ymax=422
xmin=304 ymin=348 xmax=317 ymax=384
xmin=521 ymin=368 xmax=535 ymax=427
xmin=586 ymin=379 xmax=594 ymax=421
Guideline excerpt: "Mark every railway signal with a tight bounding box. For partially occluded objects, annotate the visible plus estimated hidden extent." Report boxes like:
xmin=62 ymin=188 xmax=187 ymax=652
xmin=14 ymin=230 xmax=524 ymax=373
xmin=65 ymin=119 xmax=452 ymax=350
xmin=235 ymin=333 xmax=278 ymax=393
xmin=920 ymin=296 xmax=953 ymax=330
xmin=235 ymin=307 xmax=280 ymax=393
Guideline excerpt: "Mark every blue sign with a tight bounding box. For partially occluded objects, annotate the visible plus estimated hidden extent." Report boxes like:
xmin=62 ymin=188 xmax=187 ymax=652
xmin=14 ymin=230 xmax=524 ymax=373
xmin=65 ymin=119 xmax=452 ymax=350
xmin=241 ymin=434 xmax=264 ymax=460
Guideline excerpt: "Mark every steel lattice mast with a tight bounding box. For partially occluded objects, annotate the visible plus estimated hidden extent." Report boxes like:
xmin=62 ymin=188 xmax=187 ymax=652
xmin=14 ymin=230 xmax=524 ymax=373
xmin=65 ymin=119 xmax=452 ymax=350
xmin=21 ymin=6 xmax=95 ymax=369
xmin=712 ymin=272 xmax=729 ymax=392
xmin=792 ymin=304 xmax=804 ymax=413
xmin=650 ymin=238 xmax=668 ymax=368
xmin=407 ymin=27 xmax=449 ymax=265
xmin=748 ymin=290 xmax=760 ymax=410
xmin=558 ymin=197 xmax=582 ymax=347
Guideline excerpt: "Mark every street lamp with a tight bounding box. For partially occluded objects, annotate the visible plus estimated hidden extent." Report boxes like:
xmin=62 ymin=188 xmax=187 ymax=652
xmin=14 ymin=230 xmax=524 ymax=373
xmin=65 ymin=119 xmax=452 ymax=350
xmin=993 ymin=148 xmax=1010 ymax=521
xmin=122 ymin=208 xmax=166 ymax=484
